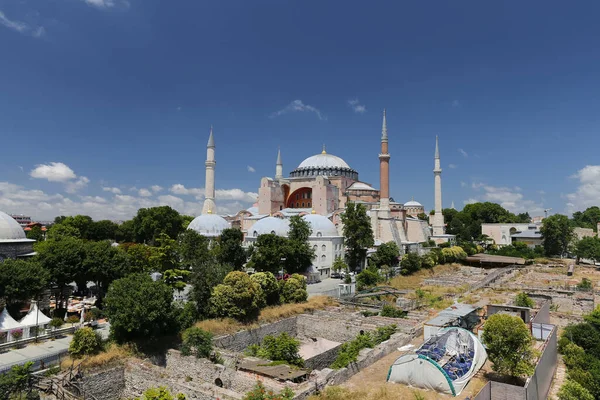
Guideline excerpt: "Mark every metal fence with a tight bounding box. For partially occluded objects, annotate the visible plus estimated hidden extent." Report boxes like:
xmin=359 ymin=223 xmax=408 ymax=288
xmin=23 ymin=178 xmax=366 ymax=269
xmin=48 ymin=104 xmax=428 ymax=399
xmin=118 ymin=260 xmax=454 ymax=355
xmin=0 ymin=347 xmax=70 ymax=374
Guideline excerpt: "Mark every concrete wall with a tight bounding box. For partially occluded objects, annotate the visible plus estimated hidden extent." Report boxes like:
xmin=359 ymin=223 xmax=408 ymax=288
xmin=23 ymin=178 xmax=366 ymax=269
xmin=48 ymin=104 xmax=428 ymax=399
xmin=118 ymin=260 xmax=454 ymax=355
xmin=531 ymin=301 xmax=550 ymax=324
xmin=525 ymin=326 xmax=558 ymax=400
xmin=296 ymin=314 xmax=374 ymax=343
xmin=213 ymin=317 xmax=297 ymax=352
xmin=304 ymin=344 xmax=341 ymax=370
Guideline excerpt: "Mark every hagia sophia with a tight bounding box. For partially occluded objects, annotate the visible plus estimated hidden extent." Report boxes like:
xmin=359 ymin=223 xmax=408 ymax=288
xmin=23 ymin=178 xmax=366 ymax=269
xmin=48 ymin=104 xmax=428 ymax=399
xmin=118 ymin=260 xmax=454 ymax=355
xmin=188 ymin=110 xmax=454 ymax=277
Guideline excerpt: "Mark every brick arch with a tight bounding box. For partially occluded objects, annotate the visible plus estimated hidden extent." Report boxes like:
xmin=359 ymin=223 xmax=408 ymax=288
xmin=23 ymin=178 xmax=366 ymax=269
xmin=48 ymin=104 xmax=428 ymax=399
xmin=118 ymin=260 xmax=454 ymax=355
xmin=286 ymin=187 xmax=313 ymax=209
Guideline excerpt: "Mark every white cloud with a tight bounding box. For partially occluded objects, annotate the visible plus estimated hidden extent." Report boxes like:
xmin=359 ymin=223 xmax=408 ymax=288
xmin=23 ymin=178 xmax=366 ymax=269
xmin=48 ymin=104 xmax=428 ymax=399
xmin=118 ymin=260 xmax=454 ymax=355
xmin=102 ymin=187 xmax=121 ymax=194
xmin=30 ymin=162 xmax=77 ymax=182
xmin=0 ymin=10 xmax=45 ymax=38
xmin=247 ymin=166 xmax=256 ymax=173
xmin=458 ymin=148 xmax=468 ymax=158
xmin=347 ymin=98 xmax=366 ymax=114
xmin=65 ymin=176 xmax=90 ymax=194
xmin=138 ymin=188 xmax=152 ymax=197
xmin=467 ymin=182 xmax=544 ymax=214
xmin=151 ymin=185 xmax=163 ymax=193
xmin=566 ymin=165 xmax=600 ymax=213
xmin=448 ymin=164 xmax=457 ymax=169
xmin=83 ymin=0 xmax=121 ymax=8
xmin=170 ymin=184 xmax=204 ymax=198
xmin=215 ymin=188 xmax=258 ymax=203
xmin=270 ymin=100 xmax=325 ymax=120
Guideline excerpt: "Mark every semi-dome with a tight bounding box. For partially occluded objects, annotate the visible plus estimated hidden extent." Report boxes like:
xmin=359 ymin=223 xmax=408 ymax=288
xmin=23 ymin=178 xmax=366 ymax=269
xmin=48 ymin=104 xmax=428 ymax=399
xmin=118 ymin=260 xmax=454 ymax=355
xmin=405 ymin=200 xmax=423 ymax=207
xmin=290 ymin=148 xmax=358 ymax=180
xmin=188 ymin=214 xmax=230 ymax=237
xmin=302 ymin=213 xmax=340 ymax=237
xmin=250 ymin=217 xmax=290 ymax=237
xmin=347 ymin=182 xmax=377 ymax=191
xmin=0 ymin=211 xmax=26 ymax=241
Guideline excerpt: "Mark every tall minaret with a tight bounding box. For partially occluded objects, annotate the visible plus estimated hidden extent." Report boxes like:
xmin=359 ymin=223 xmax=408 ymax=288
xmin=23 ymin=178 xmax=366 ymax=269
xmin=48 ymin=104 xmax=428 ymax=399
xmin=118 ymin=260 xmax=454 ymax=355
xmin=432 ymin=136 xmax=445 ymax=235
xmin=202 ymin=126 xmax=217 ymax=215
xmin=379 ymin=109 xmax=391 ymax=212
xmin=275 ymin=147 xmax=283 ymax=180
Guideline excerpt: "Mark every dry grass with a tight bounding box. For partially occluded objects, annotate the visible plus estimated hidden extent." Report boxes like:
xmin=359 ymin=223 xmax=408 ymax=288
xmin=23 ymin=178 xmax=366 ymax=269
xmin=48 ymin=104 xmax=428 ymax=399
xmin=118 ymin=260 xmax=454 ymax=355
xmin=388 ymin=264 xmax=461 ymax=290
xmin=309 ymin=385 xmax=442 ymax=400
xmin=195 ymin=296 xmax=338 ymax=336
xmin=60 ymin=343 xmax=134 ymax=371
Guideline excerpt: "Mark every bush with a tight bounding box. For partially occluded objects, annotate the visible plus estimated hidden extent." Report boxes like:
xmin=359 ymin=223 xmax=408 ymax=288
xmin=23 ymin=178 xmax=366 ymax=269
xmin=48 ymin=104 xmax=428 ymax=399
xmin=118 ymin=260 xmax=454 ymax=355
xmin=515 ymin=292 xmax=535 ymax=308
xmin=360 ymin=310 xmax=379 ymax=317
xmin=180 ymin=327 xmax=213 ymax=359
xmin=420 ymin=252 xmax=437 ymax=269
xmin=251 ymin=272 xmax=280 ymax=306
xmin=356 ymin=267 xmax=380 ymax=290
xmin=243 ymin=381 xmax=294 ymax=400
xmin=331 ymin=325 xmax=396 ymax=369
xmin=245 ymin=333 xmax=303 ymax=367
xmin=578 ymin=278 xmax=593 ymax=291
xmin=210 ymin=271 xmax=265 ymax=322
xmin=69 ymin=327 xmax=102 ymax=358
xmin=66 ymin=315 xmax=80 ymax=325
xmin=380 ymin=305 xmax=407 ymax=318
xmin=558 ymin=380 xmax=594 ymax=400
xmin=174 ymin=301 xmax=199 ymax=331
xmin=400 ymin=253 xmax=421 ymax=275
xmin=440 ymin=246 xmax=467 ymax=264
xmin=280 ymin=274 xmax=308 ymax=304
xmin=49 ymin=318 xmax=64 ymax=329
xmin=136 ymin=386 xmax=187 ymax=400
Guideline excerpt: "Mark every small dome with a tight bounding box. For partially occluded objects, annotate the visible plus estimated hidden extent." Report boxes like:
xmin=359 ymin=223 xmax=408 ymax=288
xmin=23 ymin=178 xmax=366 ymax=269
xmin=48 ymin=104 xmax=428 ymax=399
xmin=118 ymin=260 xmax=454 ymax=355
xmin=302 ymin=214 xmax=339 ymax=237
xmin=251 ymin=217 xmax=290 ymax=237
xmin=404 ymin=200 xmax=423 ymax=207
xmin=0 ymin=211 xmax=26 ymax=241
xmin=347 ymin=182 xmax=377 ymax=191
xmin=188 ymin=214 xmax=230 ymax=237
xmin=298 ymin=153 xmax=351 ymax=170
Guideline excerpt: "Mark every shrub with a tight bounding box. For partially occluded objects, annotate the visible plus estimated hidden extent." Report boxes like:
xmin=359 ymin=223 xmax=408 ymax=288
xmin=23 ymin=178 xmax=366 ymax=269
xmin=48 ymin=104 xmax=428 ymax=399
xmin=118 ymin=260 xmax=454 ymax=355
xmin=174 ymin=301 xmax=199 ymax=331
xmin=67 ymin=315 xmax=80 ymax=325
xmin=558 ymin=380 xmax=594 ymax=400
xmin=49 ymin=318 xmax=64 ymax=329
xmin=515 ymin=292 xmax=535 ymax=308
xmin=280 ymin=274 xmax=308 ymax=304
xmin=331 ymin=325 xmax=396 ymax=369
xmin=356 ymin=267 xmax=380 ymax=290
xmin=420 ymin=252 xmax=437 ymax=269
xmin=180 ymin=327 xmax=213 ymax=359
xmin=11 ymin=329 xmax=23 ymax=341
xmin=251 ymin=272 xmax=280 ymax=306
xmin=69 ymin=327 xmax=102 ymax=358
xmin=210 ymin=271 xmax=265 ymax=322
xmin=360 ymin=310 xmax=379 ymax=317
xmin=440 ymin=246 xmax=467 ymax=264
xmin=136 ymin=386 xmax=187 ymax=400
xmin=245 ymin=333 xmax=303 ymax=367
xmin=243 ymin=381 xmax=294 ymax=400
xmin=380 ymin=305 xmax=407 ymax=318
xmin=400 ymin=253 xmax=421 ymax=275
xmin=577 ymin=278 xmax=593 ymax=291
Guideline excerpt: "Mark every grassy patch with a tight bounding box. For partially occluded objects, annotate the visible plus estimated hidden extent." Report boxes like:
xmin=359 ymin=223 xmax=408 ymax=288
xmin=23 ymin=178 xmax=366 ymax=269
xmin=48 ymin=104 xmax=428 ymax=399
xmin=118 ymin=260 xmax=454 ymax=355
xmin=61 ymin=342 xmax=134 ymax=370
xmin=330 ymin=325 xmax=396 ymax=369
xmin=388 ymin=264 xmax=461 ymax=290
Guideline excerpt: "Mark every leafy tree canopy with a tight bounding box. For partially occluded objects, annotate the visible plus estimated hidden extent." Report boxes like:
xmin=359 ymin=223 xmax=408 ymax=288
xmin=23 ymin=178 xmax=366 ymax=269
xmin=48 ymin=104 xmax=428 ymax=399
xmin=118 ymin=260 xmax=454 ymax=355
xmin=131 ymin=206 xmax=184 ymax=245
xmin=210 ymin=271 xmax=264 ymax=321
xmin=541 ymin=214 xmax=574 ymax=256
xmin=370 ymin=241 xmax=400 ymax=268
xmin=26 ymin=225 xmax=44 ymax=242
xmin=248 ymin=234 xmax=288 ymax=274
xmin=251 ymin=272 xmax=280 ymax=306
xmin=572 ymin=206 xmax=600 ymax=232
xmin=0 ymin=259 xmax=49 ymax=303
xmin=215 ymin=228 xmax=247 ymax=270
xmin=341 ymin=203 xmax=374 ymax=271
xmin=575 ymin=236 xmax=600 ymax=263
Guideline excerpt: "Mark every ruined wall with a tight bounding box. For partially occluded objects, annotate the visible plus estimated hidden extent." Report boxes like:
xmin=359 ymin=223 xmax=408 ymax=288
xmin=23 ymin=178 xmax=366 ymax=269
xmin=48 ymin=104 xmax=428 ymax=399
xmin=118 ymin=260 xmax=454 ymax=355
xmin=297 ymin=314 xmax=370 ymax=342
xmin=76 ymin=365 xmax=125 ymax=400
xmin=213 ymin=317 xmax=297 ymax=352
xmin=304 ymin=344 xmax=341 ymax=370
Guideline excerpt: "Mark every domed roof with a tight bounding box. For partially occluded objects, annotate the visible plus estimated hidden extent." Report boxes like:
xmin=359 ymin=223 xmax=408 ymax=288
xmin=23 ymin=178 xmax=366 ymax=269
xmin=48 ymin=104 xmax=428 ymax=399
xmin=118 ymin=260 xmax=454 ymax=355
xmin=347 ymin=182 xmax=377 ymax=191
xmin=302 ymin=213 xmax=340 ymax=237
xmin=404 ymin=200 xmax=423 ymax=207
xmin=187 ymin=214 xmax=230 ymax=237
xmin=0 ymin=211 xmax=26 ymax=241
xmin=250 ymin=217 xmax=290 ymax=237
xmin=298 ymin=153 xmax=351 ymax=170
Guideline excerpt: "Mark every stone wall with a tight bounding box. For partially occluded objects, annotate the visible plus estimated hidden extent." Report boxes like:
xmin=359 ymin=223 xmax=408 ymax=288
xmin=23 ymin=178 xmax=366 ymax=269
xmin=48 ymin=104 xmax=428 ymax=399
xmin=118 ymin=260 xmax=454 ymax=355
xmin=214 ymin=317 xmax=297 ymax=352
xmin=304 ymin=344 xmax=341 ymax=370
xmin=297 ymin=314 xmax=371 ymax=343
xmin=0 ymin=241 xmax=34 ymax=260
xmin=76 ymin=365 xmax=125 ymax=400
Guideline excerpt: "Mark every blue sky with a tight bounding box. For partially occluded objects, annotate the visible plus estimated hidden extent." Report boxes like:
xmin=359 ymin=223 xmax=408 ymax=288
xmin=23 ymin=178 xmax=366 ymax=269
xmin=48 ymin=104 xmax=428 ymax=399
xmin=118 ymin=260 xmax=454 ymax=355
xmin=1 ymin=0 xmax=600 ymax=220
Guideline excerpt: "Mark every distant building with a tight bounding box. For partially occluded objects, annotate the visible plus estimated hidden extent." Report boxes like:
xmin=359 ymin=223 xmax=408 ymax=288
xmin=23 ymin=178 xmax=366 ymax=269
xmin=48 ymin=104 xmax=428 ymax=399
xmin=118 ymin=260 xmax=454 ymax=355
xmin=481 ymin=223 xmax=542 ymax=247
xmin=10 ymin=214 xmax=32 ymax=227
xmin=511 ymin=227 xmax=543 ymax=248
xmin=573 ymin=227 xmax=595 ymax=241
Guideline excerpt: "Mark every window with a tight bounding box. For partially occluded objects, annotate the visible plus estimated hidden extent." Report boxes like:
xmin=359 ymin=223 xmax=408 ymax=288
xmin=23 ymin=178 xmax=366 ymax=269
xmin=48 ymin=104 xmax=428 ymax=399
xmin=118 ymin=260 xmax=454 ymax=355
xmin=317 ymin=232 xmax=322 ymax=237
xmin=322 ymin=244 xmax=326 ymax=252
xmin=302 ymin=202 xmax=305 ymax=207
xmin=313 ymin=245 xmax=317 ymax=251
xmin=253 ymin=231 xmax=258 ymax=237
xmin=296 ymin=194 xmax=299 ymax=200
xmin=308 ymin=202 xmax=311 ymax=208
xmin=321 ymin=255 xmax=326 ymax=262
xmin=271 ymin=230 xmax=276 ymax=235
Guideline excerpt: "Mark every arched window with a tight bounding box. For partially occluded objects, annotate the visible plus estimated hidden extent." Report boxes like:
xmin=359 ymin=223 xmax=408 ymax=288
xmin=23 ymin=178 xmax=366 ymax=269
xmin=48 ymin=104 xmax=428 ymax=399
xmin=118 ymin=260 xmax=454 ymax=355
xmin=253 ymin=231 xmax=258 ymax=237
xmin=317 ymin=232 xmax=322 ymax=237
xmin=321 ymin=255 xmax=326 ymax=262
xmin=322 ymin=244 xmax=326 ymax=252
xmin=271 ymin=230 xmax=276 ymax=235
xmin=313 ymin=245 xmax=317 ymax=251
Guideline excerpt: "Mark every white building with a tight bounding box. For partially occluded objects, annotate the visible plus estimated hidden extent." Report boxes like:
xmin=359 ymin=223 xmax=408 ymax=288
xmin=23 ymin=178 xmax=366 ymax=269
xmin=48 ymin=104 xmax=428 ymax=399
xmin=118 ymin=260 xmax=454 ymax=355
xmin=481 ymin=223 xmax=542 ymax=247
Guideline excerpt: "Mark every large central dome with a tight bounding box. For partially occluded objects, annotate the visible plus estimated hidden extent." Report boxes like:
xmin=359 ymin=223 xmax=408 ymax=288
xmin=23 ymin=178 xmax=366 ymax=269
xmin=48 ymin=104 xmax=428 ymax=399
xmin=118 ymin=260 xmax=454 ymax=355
xmin=290 ymin=149 xmax=358 ymax=180
xmin=0 ymin=211 xmax=26 ymax=242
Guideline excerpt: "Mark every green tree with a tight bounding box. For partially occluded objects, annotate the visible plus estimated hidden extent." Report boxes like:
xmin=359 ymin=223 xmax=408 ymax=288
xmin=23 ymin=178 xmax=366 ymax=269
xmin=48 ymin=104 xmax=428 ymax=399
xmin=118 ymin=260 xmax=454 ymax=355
xmin=215 ymin=228 xmax=247 ymax=270
xmin=341 ymin=203 xmax=374 ymax=271
xmin=131 ymin=206 xmax=184 ymax=245
xmin=280 ymin=274 xmax=308 ymax=304
xmin=400 ymin=252 xmax=422 ymax=275
xmin=0 ymin=259 xmax=48 ymax=303
xmin=575 ymin=236 xmax=600 ymax=264
xmin=61 ymin=215 xmax=94 ymax=239
xmin=247 ymin=333 xmax=303 ymax=366
xmin=116 ymin=220 xmax=135 ymax=243
xmin=210 ymin=271 xmax=265 ymax=321
xmin=177 ymin=229 xmax=212 ymax=270
xmin=356 ymin=266 xmax=381 ymax=289
xmin=180 ymin=327 xmax=213 ymax=358
xmin=83 ymin=240 xmax=130 ymax=297
xmin=190 ymin=259 xmax=232 ymax=318
xmin=558 ymin=380 xmax=595 ymax=400
xmin=0 ymin=361 xmax=35 ymax=399
xmin=416 ymin=212 xmax=429 ymax=221
xmin=541 ymin=214 xmax=574 ymax=256
xmin=69 ymin=327 xmax=103 ymax=358
xmin=46 ymin=223 xmax=81 ymax=240
xmin=88 ymin=219 xmax=119 ymax=241
xmin=162 ymin=269 xmax=191 ymax=292
xmin=122 ymin=243 xmax=156 ymax=274
xmin=151 ymin=233 xmax=179 ymax=272
xmin=181 ymin=215 xmax=195 ymax=229
xmin=248 ymin=234 xmax=288 ymax=274
xmin=515 ymin=292 xmax=535 ymax=308
xmin=370 ymin=242 xmax=400 ymax=268
xmin=242 ymin=381 xmax=294 ymax=400
xmin=251 ymin=272 xmax=280 ymax=306
xmin=173 ymin=301 xmax=199 ymax=331
xmin=104 ymin=274 xmax=175 ymax=343
xmin=35 ymin=236 xmax=86 ymax=307
xmin=284 ymin=216 xmax=315 ymax=274
xmin=332 ymin=257 xmax=348 ymax=274
xmin=26 ymin=225 xmax=44 ymax=242
xmin=572 ymin=206 xmax=600 ymax=231
xmin=482 ymin=314 xmax=535 ymax=379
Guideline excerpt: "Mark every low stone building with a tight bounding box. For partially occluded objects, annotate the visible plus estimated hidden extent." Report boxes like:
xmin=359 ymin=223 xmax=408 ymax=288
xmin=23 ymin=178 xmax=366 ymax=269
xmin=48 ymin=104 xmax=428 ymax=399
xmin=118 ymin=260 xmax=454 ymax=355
xmin=0 ymin=211 xmax=35 ymax=262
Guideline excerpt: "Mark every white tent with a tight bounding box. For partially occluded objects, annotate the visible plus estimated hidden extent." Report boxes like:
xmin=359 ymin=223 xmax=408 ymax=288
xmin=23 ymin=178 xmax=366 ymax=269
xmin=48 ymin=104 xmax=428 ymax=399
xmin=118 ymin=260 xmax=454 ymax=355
xmin=19 ymin=302 xmax=52 ymax=338
xmin=0 ymin=308 xmax=24 ymax=342
xmin=387 ymin=327 xmax=487 ymax=396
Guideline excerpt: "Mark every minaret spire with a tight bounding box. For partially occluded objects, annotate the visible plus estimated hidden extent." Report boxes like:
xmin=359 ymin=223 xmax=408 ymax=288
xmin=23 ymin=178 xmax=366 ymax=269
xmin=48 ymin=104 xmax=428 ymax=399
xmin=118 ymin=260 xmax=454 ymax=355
xmin=432 ymin=136 xmax=445 ymax=235
xmin=379 ymin=109 xmax=391 ymax=212
xmin=202 ymin=126 xmax=217 ymax=215
xmin=275 ymin=147 xmax=283 ymax=180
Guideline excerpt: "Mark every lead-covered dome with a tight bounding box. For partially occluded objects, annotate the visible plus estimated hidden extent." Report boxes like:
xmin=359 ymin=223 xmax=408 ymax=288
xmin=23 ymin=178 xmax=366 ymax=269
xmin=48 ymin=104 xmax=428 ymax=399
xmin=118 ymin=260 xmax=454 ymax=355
xmin=302 ymin=214 xmax=340 ymax=237
xmin=290 ymin=149 xmax=358 ymax=180
xmin=188 ymin=214 xmax=230 ymax=237
xmin=0 ymin=211 xmax=26 ymax=241
xmin=404 ymin=200 xmax=423 ymax=207
xmin=250 ymin=217 xmax=290 ymax=237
